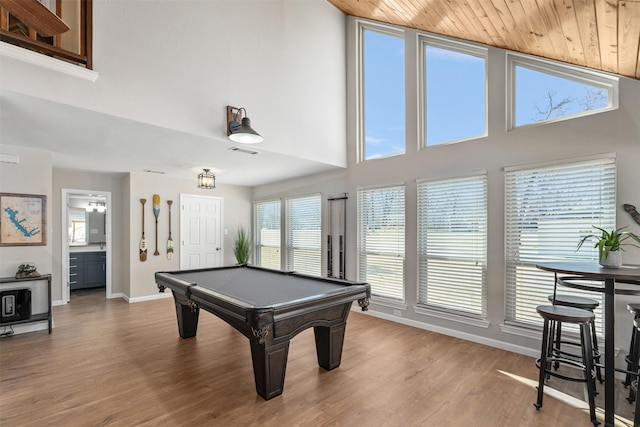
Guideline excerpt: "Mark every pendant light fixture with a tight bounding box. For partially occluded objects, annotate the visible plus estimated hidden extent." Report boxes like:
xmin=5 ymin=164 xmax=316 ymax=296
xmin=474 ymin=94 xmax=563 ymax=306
xmin=197 ymin=168 xmax=216 ymax=189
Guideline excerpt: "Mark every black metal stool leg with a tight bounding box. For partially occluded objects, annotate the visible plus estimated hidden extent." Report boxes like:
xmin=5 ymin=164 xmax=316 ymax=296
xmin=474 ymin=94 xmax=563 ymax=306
xmin=629 ymin=329 xmax=640 ymax=403
xmin=535 ymin=317 xmax=550 ymax=410
xmin=633 ymin=380 xmax=640 ymax=427
xmin=581 ymin=323 xmax=599 ymax=427
xmin=590 ymin=320 xmax=603 ymax=384
xmin=553 ymin=319 xmax=562 ymax=370
xmin=625 ymin=323 xmax=636 ymax=387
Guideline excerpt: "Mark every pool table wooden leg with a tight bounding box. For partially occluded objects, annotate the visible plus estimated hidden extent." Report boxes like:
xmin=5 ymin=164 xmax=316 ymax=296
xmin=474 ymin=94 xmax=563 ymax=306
xmin=174 ymin=300 xmax=199 ymax=339
xmin=314 ymin=322 xmax=347 ymax=370
xmin=250 ymin=340 xmax=290 ymax=400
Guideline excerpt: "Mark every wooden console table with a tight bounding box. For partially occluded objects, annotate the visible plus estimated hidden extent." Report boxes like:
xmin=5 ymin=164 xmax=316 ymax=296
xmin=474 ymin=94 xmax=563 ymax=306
xmin=0 ymin=274 xmax=52 ymax=334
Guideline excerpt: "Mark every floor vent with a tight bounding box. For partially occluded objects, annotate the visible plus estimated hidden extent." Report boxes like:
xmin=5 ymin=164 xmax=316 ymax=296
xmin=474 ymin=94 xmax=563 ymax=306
xmin=229 ymin=147 xmax=259 ymax=155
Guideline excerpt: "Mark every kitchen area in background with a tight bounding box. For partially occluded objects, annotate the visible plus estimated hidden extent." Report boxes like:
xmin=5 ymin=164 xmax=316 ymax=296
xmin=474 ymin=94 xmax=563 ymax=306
xmin=67 ymin=193 xmax=107 ymax=297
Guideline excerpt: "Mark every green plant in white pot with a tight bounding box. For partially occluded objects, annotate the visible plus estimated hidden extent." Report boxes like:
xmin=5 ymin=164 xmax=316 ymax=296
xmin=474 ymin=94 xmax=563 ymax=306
xmin=577 ymin=226 xmax=640 ymax=267
xmin=233 ymin=227 xmax=251 ymax=265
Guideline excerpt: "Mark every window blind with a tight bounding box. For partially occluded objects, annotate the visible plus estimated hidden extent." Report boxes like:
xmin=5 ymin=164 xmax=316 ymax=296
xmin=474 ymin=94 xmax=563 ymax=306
xmin=504 ymin=157 xmax=615 ymax=332
xmin=286 ymin=195 xmax=322 ymax=276
xmin=254 ymin=200 xmax=281 ymax=270
xmin=417 ymin=174 xmax=487 ymax=318
xmin=357 ymin=185 xmax=405 ymax=301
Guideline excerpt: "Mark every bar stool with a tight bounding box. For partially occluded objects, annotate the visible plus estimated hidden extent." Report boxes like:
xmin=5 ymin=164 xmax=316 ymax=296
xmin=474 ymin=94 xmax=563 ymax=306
xmin=534 ymin=305 xmax=599 ymax=427
xmin=624 ymin=303 xmax=640 ymax=402
xmin=547 ymin=294 xmax=603 ymax=383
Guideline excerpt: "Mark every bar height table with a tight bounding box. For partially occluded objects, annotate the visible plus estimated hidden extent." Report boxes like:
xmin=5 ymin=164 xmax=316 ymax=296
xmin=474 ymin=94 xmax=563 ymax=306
xmin=536 ymin=262 xmax=640 ymax=427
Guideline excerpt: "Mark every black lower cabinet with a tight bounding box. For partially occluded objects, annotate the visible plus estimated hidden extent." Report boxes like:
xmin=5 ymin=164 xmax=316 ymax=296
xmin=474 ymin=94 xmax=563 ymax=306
xmin=70 ymin=252 xmax=106 ymax=290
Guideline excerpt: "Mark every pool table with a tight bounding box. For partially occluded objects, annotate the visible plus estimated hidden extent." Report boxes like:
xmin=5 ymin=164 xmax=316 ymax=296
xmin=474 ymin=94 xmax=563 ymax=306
xmin=155 ymin=265 xmax=370 ymax=400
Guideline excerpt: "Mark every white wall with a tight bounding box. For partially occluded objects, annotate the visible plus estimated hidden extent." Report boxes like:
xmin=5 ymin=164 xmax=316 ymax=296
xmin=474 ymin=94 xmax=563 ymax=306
xmin=0 ymin=0 xmax=347 ymax=168
xmin=127 ymin=172 xmax=252 ymax=300
xmin=0 ymin=146 xmax=53 ymax=333
xmin=253 ymin=19 xmax=640 ymax=363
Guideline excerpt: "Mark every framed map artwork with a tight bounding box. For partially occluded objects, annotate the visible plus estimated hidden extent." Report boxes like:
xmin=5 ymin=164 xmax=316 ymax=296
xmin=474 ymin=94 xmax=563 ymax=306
xmin=0 ymin=193 xmax=46 ymax=246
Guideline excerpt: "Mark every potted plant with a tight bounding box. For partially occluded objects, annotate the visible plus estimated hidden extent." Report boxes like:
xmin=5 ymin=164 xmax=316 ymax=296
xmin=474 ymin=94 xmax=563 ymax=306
xmin=576 ymin=226 xmax=640 ymax=267
xmin=233 ymin=226 xmax=251 ymax=265
xmin=16 ymin=263 xmax=39 ymax=279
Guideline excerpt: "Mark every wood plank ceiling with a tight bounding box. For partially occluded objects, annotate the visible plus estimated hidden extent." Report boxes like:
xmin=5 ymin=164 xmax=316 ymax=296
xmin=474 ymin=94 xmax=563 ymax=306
xmin=327 ymin=0 xmax=640 ymax=80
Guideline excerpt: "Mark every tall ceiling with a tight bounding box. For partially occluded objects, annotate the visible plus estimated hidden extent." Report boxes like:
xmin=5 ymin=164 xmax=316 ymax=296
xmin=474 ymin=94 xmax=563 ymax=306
xmin=327 ymin=0 xmax=640 ymax=80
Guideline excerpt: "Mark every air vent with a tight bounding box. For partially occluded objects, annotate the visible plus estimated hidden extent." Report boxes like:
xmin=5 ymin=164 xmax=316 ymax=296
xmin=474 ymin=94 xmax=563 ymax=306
xmin=0 ymin=153 xmax=19 ymax=164
xmin=144 ymin=169 xmax=165 ymax=174
xmin=229 ymin=147 xmax=259 ymax=155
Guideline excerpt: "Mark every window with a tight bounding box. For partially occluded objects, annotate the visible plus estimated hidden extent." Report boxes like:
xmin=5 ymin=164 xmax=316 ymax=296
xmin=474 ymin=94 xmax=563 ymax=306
xmin=254 ymin=200 xmax=281 ymax=269
xmin=420 ymin=37 xmax=487 ymax=147
xmin=504 ymin=157 xmax=615 ymax=333
xmin=508 ymin=54 xmax=618 ymax=129
xmin=417 ymin=174 xmax=487 ymax=320
xmin=360 ymin=23 xmax=405 ymax=160
xmin=285 ymin=195 xmax=322 ymax=276
xmin=357 ymin=185 xmax=405 ymax=301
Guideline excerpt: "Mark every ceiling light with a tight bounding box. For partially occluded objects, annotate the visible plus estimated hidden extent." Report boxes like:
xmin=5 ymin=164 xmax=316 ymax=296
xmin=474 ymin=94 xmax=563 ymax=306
xmin=197 ymin=168 xmax=216 ymax=189
xmin=227 ymin=105 xmax=263 ymax=144
xmin=86 ymin=201 xmax=106 ymax=212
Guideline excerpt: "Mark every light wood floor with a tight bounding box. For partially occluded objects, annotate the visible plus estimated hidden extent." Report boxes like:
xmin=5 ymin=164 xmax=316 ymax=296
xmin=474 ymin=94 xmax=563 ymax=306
xmin=0 ymin=290 xmax=635 ymax=426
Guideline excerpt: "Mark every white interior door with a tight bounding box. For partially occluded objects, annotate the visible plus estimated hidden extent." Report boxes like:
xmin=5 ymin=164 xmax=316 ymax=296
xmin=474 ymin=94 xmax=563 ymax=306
xmin=180 ymin=194 xmax=223 ymax=269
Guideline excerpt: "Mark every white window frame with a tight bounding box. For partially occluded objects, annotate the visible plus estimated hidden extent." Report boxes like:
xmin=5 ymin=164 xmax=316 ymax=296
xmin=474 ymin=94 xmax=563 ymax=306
xmin=415 ymin=172 xmax=488 ymax=327
xmin=356 ymin=19 xmax=406 ymax=163
xmin=285 ymin=194 xmax=322 ymax=276
xmin=253 ymin=199 xmax=281 ymax=270
xmin=507 ymin=53 xmax=619 ymax=131
xmin=357 ymin=183 xmax=406 ymax=304
xmin=418 ymin=35 xmax=488 ymax=149
xmin=502 ymin=155 xmax=616 ymax=337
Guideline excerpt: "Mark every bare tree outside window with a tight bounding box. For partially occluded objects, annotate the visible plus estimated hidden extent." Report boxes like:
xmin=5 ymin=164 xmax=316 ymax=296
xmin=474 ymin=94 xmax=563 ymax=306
xmin=532 ymin=87 xmax=608 ymax=122
xmin=513 ymin=60 xmax=614 ymax=128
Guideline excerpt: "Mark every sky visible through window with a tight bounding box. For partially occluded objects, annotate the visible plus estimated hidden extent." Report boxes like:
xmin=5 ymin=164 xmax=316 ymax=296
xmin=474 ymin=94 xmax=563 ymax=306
xmin=363 ymin=29 xmax=405 ymax=159
xmin=363 ymin=28 xmax=611 ymax=158
xmin=515 ymin=66 xmax=609 ymax=126
xmin=425 ymin=45 xmax=486 ymax=146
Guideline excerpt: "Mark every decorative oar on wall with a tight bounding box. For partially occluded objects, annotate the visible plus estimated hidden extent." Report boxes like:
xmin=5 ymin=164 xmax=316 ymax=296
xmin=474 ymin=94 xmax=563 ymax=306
xmin=140 ymin=199 xmax=147 ymax=261
xmin=153 ymin=194 xmax=160 ymax=256
xmin=167 ymin=200 xmax=174 ymax=260
xmin=625 ymin=204 xmax=640 ymax=226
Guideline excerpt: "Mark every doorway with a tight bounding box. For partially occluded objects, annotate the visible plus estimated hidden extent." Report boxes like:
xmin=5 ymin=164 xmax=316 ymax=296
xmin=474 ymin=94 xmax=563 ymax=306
xmin=179 ymin=194 xmax=223 ymax=269
xmin=61 ymin=189 xmax=112 ymax=304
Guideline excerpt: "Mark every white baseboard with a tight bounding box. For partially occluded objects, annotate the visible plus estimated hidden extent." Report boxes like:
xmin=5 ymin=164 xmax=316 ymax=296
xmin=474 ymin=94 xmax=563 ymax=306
xmin=354 ymin=307 xmax=539 ymax=358
xmin=126 ymin=292 xmax=172 ymax=304
xmin=108 ymin=292 xmax=125 ymax=300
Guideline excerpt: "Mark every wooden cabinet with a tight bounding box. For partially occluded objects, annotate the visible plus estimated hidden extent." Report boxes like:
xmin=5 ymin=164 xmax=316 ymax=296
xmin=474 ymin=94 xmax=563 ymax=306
xmin=69 ymin=252 xmax=106 ymax=290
